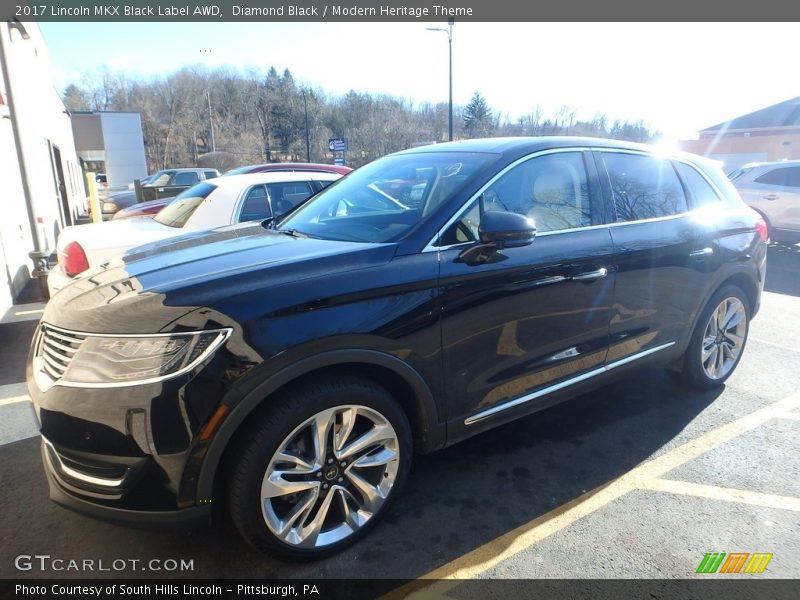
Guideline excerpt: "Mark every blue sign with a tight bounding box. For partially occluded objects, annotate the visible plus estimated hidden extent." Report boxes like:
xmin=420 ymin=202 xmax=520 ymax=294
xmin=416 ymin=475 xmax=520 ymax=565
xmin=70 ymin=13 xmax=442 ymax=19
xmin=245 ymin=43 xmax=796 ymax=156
xmin=334 ymin=157 xmax=346 ymax=166
xmin=329 ymin=137 xmax=348 ymax=152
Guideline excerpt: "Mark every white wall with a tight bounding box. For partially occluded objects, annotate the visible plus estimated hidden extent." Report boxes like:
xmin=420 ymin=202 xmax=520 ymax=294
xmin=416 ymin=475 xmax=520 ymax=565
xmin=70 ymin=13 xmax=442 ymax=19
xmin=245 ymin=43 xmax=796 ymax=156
xmin=100 ymin=112 xmax=147 ymax=189
xmin=0 ymin=21 xmax=82 ymax=312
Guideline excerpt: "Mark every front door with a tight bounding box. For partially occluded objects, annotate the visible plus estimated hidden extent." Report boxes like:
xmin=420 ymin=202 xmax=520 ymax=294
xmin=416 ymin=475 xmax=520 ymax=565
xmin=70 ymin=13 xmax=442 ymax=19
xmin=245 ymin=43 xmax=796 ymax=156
xmin=436 ymin=150 xmax=615 ymax=428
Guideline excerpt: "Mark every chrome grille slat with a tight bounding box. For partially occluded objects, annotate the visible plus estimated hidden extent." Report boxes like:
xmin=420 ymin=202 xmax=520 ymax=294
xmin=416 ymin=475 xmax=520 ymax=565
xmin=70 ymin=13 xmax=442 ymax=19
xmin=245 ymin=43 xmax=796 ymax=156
xmin=41 ymin=346 xmax=69 ymax=370
xmin=42 ymin=337 xmax=79 ymax=355
xmin=36 ymin=324 xmax=87 ymax=384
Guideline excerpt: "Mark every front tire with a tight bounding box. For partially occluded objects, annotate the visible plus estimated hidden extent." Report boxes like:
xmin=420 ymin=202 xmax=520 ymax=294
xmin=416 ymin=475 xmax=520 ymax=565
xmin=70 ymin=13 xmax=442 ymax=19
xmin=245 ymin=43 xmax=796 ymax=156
xmin=679 ymin=285 xmax=750 ymax=389
xmin=228 ymin=377 xmax=412 ymax=558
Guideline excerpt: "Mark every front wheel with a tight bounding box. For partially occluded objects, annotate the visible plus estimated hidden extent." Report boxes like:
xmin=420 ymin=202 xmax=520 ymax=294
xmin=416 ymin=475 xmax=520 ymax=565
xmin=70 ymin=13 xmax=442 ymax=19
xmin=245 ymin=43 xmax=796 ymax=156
xmin=678 ymin=285 xmax=750 ymax=389
xmin=228 ymin=377 xmax=412 ymax=558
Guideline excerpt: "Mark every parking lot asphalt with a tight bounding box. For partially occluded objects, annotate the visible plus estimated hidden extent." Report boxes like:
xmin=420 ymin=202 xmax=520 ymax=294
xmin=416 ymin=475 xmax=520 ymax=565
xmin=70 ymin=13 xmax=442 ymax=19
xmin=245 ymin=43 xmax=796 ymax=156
xmin=0 ymin=244 xmax=798 ymax=585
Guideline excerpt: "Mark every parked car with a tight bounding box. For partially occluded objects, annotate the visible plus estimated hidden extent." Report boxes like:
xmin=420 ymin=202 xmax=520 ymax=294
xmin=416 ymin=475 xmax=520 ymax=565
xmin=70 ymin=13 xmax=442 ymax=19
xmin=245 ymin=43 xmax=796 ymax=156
xmin=105 ymin=169 xmax=222 ymax=218
xmin=28 ymin=137 xmax=766 ymax=558
xmin=48 ymin=171 xmax=340 ymax=295
xmin=113 ymin=164 xmax=349 ymax=220
xmin=224 ymin=162 xmax=353 ymax=176
xmin=729 ymin=160 xmax=800 ymax=244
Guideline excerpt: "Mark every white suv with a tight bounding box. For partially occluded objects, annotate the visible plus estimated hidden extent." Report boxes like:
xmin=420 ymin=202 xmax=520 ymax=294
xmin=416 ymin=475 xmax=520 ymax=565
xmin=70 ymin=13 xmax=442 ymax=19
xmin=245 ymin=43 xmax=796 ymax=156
xmin=730 ymin=160 xmax=800 ymax=245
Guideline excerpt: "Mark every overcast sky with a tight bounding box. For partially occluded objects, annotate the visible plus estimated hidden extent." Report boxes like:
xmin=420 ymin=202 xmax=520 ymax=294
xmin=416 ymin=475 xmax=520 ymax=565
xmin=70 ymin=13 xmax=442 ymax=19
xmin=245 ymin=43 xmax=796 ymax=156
xmin=39 ymin=22 xmax=800 ymax=141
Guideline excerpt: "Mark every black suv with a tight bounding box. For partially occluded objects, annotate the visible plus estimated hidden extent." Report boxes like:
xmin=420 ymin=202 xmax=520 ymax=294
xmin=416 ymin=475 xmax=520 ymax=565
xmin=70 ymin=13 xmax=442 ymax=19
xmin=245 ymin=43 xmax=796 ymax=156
xmin=28 ymin=137 xmax=767 ymax=557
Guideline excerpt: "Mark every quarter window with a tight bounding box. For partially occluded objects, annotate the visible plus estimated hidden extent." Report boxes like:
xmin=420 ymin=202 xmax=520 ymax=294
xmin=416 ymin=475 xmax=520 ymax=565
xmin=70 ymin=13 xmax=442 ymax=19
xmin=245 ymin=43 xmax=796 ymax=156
xmin=602 ymin=153 xmax=688 ymax=221
xmin=754 ymin=166 xmax=800 ymax=188
xmin=674 ymin=162 xmax=723 ymax=208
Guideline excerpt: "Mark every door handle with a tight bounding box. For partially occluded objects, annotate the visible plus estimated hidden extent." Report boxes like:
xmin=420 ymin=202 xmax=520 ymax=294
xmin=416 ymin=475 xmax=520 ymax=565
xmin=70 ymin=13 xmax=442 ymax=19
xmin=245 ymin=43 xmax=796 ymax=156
xmin=573 ymin=267 xmax=608 ymax=281
xmin=763 ymin=194 xmax=779 ymax=201
xmin=689 ymin=247 xmax=714 ymax=258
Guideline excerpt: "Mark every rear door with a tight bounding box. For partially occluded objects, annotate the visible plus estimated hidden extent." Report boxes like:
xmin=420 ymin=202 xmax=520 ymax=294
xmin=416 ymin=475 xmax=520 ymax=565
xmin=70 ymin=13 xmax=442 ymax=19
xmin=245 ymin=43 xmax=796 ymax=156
xmin=596 ymin=150 xmax=710 ymax=363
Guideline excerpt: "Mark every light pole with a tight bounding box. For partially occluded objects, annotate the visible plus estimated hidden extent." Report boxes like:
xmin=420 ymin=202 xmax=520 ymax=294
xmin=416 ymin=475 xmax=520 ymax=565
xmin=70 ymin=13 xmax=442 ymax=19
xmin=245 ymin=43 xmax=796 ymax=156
xmin=426 ymin=18 xmax=454 ymax=142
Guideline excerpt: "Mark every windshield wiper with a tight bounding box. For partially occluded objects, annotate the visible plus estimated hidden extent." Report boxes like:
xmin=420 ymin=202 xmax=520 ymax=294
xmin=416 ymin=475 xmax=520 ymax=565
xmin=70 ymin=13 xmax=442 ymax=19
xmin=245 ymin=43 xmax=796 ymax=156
xmin=277 ymin=228 xmax=310 ymax=239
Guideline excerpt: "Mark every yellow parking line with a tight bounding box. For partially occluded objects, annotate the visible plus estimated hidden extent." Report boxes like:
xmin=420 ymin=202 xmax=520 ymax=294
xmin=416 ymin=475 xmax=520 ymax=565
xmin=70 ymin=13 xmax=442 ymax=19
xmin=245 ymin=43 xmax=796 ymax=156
xmin=640 ymin=478 xmax=800 ymax=512
xmin=387 ymin=391 xmax=800 ymax=595
xmin=0 ymin=395 xmax=30 ymax=406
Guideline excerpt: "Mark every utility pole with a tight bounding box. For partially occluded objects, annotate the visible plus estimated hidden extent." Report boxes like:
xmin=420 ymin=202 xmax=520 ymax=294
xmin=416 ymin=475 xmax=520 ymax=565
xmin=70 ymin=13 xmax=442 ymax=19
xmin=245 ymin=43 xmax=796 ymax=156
xmin=426 ymin=18 xmax=454 ymax=142
xmin=302 ymin=89 xmax=311 ymax=163
xmin=207 ymin=90 xmax=216 ymax=153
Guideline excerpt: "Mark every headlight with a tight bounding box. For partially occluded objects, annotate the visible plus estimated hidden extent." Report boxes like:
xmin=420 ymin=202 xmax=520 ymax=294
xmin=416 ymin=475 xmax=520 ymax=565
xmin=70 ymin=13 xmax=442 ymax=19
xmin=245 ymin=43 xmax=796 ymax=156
xmin=34 ymin=326 xmax=231 ymax=389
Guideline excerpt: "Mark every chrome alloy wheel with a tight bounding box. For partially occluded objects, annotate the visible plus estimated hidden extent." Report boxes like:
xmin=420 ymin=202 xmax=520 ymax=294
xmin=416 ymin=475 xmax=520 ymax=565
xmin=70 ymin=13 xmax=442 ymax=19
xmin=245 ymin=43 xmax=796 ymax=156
xmin=260 ymin=405 xmax=400 ymax=549
xmin=701 ymin=296 xmax=747 ymax=380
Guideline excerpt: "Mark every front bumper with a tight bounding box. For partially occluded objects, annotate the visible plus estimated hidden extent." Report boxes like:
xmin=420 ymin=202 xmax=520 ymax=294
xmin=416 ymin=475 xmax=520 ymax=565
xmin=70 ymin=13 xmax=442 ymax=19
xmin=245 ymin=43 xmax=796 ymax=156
xmin=42 ymin=438 xmax=210 ymax=527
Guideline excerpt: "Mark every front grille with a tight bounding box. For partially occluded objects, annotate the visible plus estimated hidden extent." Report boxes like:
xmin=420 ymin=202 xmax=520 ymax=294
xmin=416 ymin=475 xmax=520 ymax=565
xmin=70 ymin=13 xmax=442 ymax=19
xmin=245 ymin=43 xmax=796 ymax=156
xmin=36 ymin=324 xmax=87 ymax=383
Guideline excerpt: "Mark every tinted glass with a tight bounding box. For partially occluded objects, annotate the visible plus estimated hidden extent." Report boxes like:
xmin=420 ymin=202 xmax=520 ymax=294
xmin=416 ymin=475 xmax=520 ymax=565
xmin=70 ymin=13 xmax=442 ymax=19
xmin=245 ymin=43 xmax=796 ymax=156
xmin=173 ymin=172 xmax=200 ymax=186
xmin=754 ymin=166 xmax=800 ymax=188
xmin=204 ymin=171 xmax=219 ymax=179
xmin=266 ymin=181 xmax=315 ymax=216
xmin=238 ymin=185 xmax=271 ymax=222
xmin=438 ymin=152 xmax=592 ymax=246
xmin=153 ymin=182 xmax=216 ymax=228
xmin=279 ymin=152 xmax=498 ymax=243
xmin=603 ymin=153 xmax=688 ymax=221
xmin=674 ymin=162 xmax=722 ymax=207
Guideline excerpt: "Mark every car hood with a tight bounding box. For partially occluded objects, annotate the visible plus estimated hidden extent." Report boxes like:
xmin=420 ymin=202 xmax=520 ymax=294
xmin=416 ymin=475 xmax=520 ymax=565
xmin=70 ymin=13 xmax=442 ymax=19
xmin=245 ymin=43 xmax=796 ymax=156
xmin=44 ymin=222 xmax=396 ymax=333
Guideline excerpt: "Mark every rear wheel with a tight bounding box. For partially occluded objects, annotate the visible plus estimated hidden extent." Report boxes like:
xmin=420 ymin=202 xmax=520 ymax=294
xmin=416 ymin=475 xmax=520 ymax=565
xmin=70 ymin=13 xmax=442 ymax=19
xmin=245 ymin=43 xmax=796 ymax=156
xmin=678 ymin=285 xmax=750 ymax=389
xmin=228 ymin=377 xmax=411 ymax=558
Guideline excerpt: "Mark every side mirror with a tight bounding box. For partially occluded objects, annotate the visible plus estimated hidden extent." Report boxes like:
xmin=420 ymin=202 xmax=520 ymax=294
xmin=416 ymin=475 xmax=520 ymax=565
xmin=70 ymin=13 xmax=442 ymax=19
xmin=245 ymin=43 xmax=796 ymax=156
xmin=478 ymin=211 xmax=536 ymax=248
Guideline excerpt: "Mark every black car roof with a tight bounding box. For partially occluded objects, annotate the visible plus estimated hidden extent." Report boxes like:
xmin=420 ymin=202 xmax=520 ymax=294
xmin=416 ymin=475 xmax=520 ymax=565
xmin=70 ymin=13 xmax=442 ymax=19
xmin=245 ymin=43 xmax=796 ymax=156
xmin=397 ymin=136 xmax=655 ymax=161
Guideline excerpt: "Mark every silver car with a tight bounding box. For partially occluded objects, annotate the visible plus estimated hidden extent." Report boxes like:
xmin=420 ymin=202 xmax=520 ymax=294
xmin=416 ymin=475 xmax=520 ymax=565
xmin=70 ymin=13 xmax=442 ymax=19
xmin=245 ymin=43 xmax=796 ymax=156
xmin=730 ymin=160 xmax=800 ymax=244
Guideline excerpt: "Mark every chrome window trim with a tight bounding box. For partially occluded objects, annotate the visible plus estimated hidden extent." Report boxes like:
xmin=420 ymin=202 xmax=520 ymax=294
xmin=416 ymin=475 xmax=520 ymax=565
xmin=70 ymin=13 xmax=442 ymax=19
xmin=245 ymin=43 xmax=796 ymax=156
xmin=423 ymin=147 xmax=595 ymax=253
xmin=32 ymin=323 xmax=232 ymax=390
xmin=464 ymin=341 xmax=675 ymax=425
xmin=425 ymin=147 xmax=728 ymax=253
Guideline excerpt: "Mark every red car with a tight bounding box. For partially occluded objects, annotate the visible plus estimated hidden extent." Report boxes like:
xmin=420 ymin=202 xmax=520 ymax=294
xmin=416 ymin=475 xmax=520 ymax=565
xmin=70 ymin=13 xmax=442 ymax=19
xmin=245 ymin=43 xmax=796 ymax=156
xmin=113 ymin=163 xmax=352 ymax=220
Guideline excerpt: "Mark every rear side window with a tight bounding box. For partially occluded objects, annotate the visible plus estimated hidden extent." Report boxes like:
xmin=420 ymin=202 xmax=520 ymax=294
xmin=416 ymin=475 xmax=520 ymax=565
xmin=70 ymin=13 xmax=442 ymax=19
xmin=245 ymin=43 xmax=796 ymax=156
xmin=674 ymin=162 xmax=723 ymax=208
xmin=754 ymin=166 xmax=800 ymax=188
xmin=602 ymin=153 xmax=688 ymax=221
xmin=204 ymin=170 xmax=219 ymax=180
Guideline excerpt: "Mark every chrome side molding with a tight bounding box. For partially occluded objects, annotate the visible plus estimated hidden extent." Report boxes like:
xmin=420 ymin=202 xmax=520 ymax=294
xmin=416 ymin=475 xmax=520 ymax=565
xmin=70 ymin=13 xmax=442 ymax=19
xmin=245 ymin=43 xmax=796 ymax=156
xmin=464 ymin=341 xmax=676 ymax=425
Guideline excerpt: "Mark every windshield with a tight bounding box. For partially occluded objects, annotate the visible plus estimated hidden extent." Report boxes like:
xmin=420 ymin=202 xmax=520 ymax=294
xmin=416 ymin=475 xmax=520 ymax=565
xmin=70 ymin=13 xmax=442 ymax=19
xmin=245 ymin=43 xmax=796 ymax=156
xmin=277 ymin=152 xmax=497 ymax=242
xmin=153 ymin=182 xmax=217 ymax=228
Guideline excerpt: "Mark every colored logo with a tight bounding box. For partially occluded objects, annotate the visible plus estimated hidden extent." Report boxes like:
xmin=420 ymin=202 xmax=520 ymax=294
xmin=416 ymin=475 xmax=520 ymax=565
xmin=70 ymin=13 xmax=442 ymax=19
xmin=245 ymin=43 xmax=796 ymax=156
xmin=697 ymin=552 xmax=773 ymax=574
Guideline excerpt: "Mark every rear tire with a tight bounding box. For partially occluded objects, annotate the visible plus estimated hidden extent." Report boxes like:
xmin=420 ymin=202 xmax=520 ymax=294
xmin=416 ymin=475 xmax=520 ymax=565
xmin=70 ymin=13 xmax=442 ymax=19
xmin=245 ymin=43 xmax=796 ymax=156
xmin=228 ymin=376 xmax=412 ymax=558
xmin=678 ymin=285 xmax=750 ymax=389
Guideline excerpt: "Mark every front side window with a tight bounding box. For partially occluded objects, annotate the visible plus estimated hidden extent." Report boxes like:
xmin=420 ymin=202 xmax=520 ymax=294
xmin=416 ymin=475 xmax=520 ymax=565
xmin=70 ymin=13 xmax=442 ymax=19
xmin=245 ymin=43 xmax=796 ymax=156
xmin=278 ymin=152 xmax=498 ymax=243
xmin=602 ymin=153 xmax=688 ymax=221
xmin=238 ymin=185 xmax=271 ymax=222
xmin=754 ymin=166 xmax=800 ymax=188
xmin=266 ymin=181 xmax=316 ymax=216
xmin=437 ymin=152 xmax=593 ymax=246
xmin=154 ymin=182 xmax=216 ymax=228
xmin=173 ymin=171 xmax=200 ymax=186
